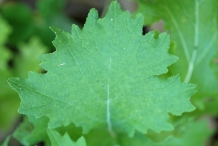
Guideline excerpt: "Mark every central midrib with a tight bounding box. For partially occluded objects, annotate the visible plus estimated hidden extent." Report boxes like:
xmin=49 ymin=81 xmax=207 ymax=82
xmin=106 ymin=57 xmax=115 ymax=137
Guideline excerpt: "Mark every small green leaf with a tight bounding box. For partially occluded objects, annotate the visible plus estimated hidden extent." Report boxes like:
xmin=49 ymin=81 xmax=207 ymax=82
xmin=0 ymin=15 xmax=20 ymax=131
xmin=8 ymin=1 xmax=196 ymax=136
xmin=47 ymin=130 xmax=86 ymax=146
xmin=13 ymin=37 xmax=47 ymax=78
xmin=75 ymin=137 xmax=87 ymax=146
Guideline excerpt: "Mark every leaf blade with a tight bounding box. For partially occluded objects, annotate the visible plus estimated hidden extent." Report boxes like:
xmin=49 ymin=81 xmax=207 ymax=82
xmin=8 ymin=1 xmax=196 ymax=136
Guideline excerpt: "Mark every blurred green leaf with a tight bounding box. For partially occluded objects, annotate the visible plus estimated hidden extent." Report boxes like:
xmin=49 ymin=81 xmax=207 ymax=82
xmin=13 ymin=116 xmax=50 ymax=146
xmin=13 ymin=37 xmax=47 ymax=78
xmin=37 ymin=0 xmax=65 ymax=18
xmin=0 ymin=2 xmax=34 ymax=45
xmin=0 ymin=15 xmax=19 ymax=131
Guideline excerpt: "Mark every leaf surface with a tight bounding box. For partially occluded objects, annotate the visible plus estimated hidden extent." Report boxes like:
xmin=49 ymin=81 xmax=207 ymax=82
xmin=8 ymin=1 xmax=196 ymax=136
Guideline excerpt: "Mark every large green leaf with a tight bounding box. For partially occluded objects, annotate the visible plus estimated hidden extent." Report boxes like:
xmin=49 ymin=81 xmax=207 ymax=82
xmin=36 ymin=0 xmax=64 ymax=18
xmin=8 ymin=1 xmax=196 ymax=136
xmin=137 ymin=0 xmax=218 ymax=110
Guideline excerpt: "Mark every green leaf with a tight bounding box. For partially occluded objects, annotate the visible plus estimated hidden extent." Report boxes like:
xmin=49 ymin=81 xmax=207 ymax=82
xmin=36 ymin=0 xmax=64 ymax=18
xmin=76 ymin=137 xmax=87 ymax=146
xmin=8 ymin=1 xmax=196 ymax=136
xmin=13 ymin=116 xmax=50 ymax=146
xmin=47 ymin=130 xmax=86 ymax=146
xmin=0 ymin=15 xmax=11 ymax=46
xmin=13 ymin=37 xmax=47 ymax=78
xmin=158 ymin=121 xmax=212 ymax=146
xmin=137 ymin=0 xmax=218 ymax=110
xmin=0 ymin=2 xmax=35 ymax=45
xmin=13 ymin=118 xmax=84 ymax=146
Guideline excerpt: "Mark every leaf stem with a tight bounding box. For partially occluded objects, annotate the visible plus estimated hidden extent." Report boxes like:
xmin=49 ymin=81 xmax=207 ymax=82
xmin=107 ymin=84 xmax=116 ymax=137
xmin=184 ymin=0 xmax=199 ymax=83
xmin=184 ymin=48 xmax=197 ymax=83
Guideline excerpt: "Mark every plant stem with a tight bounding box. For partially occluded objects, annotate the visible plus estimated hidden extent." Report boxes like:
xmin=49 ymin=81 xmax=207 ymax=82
xmin=184 ymin=0 xmax=199 ymax=83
